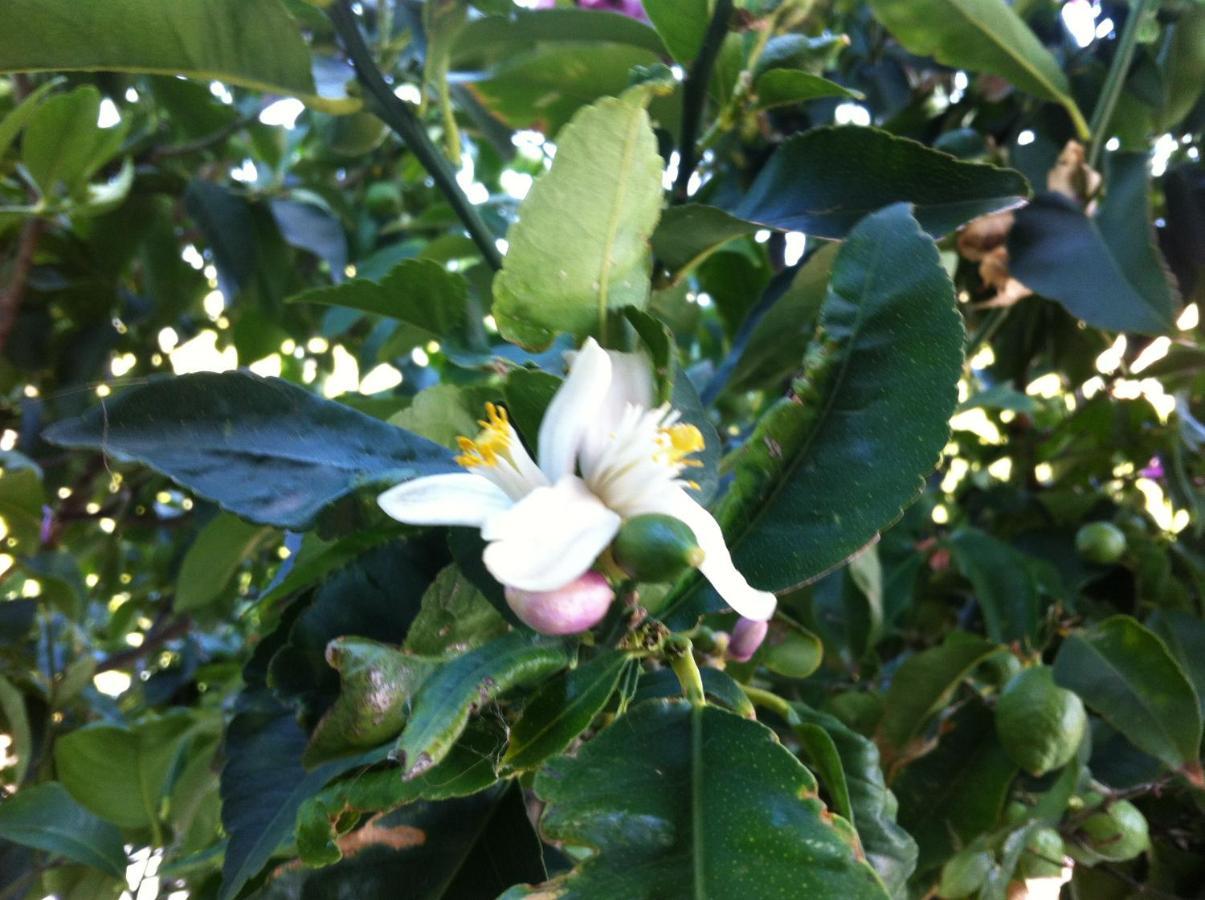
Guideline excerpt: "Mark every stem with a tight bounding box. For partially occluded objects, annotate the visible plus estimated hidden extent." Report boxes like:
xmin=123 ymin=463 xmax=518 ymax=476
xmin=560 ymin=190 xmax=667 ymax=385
xmin=1086 ymin=0 xmax=1154 ymax=170
xmin=666 ymin=637 xmax=706 ymax=706
xmin=327 ymin=0 xmax=502 ymax=271
xmin=672 ymin=0 xmax=734 ymax=204
xmin=0 ymin=217 xmax=44 ymax=353
xmin=741 ymin=684 xmax=800 ymax=725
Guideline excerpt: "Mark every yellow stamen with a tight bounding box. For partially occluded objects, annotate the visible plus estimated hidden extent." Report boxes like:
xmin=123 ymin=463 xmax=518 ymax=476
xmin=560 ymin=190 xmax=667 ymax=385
xmin=454 ymin=402 xmax=511 ymax=468
xmin=656 ymin=423 xmax=705 ymax=469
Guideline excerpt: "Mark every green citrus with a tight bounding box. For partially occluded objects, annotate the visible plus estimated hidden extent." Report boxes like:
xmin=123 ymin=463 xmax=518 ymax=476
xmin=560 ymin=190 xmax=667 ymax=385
xmin=938 ymin=849 xmax=993 ymax=898
xmin=1072 ymin=800 xmax=1150 ymax=864
xmin=1017 ymin=827 xmax=1065 ymax=879
xmin=1075 ymin=521 xmax=1127 ymax=564
xmin=994 ymin=666 xmax=1087 ymax=776
xmin=612 ymin=514 xmax=703 ymax=583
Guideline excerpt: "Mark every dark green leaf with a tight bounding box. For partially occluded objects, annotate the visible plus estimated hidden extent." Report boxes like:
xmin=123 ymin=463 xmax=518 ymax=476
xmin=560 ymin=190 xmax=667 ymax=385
xmin=753 ymin=69 xmax=861 ymax=109
xmin=1147 ymin=610 xmax=1205 ymax=719
xmin=632 ymin=666 xmax=757 ymax=718
xmin=0 ymin=783 xmax=126 ymax=878
xmin=502 ymin=369 xmax=562 ymax=454
xmin=0 ymin=0 xmax=353 ymax=111
xmin=0 ymin=467 xmax=44 ymax=549
xmin=501 ymin=650 xmax=630 ymax=772
xmin=395 ymin=631 xmax=575 ymax=778
xmin=1053 ymin=615 xmax=1202 ymax=773
xmin=643 ymin=0 xmax=710 ymax=62
xmin=405 ymin=565 xmax=509 ymax=657
xmin=731 ymin=126 xmax=1029 ymax=240
xmin=450 ymin=8 xmax=666 ymax=66
xmin=0 ymin=675 xmax=31 ymax=785
xmin=877 ymin=633 xmax=998 ymax=752
xmin=43 ymin=372 xmax=457 ymax=529
xmin=509 ymin=700 xmax=889 ymax=898
xmin=948 ymin=528 xmax=1041 ymax=645
xmin=651 ymin=204 xmax=759 ymax=278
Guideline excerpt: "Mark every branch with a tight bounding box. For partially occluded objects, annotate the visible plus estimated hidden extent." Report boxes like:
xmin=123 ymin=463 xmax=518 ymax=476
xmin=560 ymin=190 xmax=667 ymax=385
xmin=1086 ymin=0 xmax=1154 ymax=169
xmin=327 ymin=0 xmax=502 ymax=271
xmin=96 ymin=614 xmax=192 ymax=673
xmin=672 ymin=0 xmax=734 ymax=204
xmin=0 ymin=217 xmax=44 ymax=354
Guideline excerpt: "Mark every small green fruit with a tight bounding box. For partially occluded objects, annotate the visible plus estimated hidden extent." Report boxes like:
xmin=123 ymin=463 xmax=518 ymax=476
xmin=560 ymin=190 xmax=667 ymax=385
xmin=977 ymin=649 xmax=1022 ymax=687
xmin=365 ymin=182 xmax=403 ymax=218
xmin=995 ymin=666 xmax=1087 ymax=776
xmin=612 ymin=514 xmax=704 ymax=583
xmin=762 ymin=624 xmax=823 ymax=679
xmin=1018 ymin=827 xmax=1065 ymax=879
xmin=319 ymin=111 xmax=388 ymax=157
xmin=1072 ymin=800 xmax=1150 ymax=864
xmin=1004 ymin=800 xmax=1029 ymax=826
xmin=1075 ymin=521 xmax=1127 ymax=564
xmin=938 ymin=849 xmax=993 ymax=899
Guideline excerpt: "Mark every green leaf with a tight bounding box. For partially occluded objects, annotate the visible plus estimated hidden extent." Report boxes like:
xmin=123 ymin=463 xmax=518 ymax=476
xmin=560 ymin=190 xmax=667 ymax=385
xmin=0 ymin=466 xmax=44 ymax=549
xmin=22 ymin=85 xmax=128 ymax=199
xmin=1009 ymin=176 xmax=1179 ymax=335
xmin=877 ymin=633 xmax=998 ymax=753
xmin=0 ymin=77 xmax=62 ymax=162
xmin=731 ymin=126 xmax=1030 ymax=240
xmin=632 ymin=666 xmax=757 ymax=718
xmin=0 ymin=674 xmax=31 ymax=785
xmin=289 ymin=259 xmax=470 ymax=344
xmin=753 ymin=69 xmax=861 ymax=109
xmin=0 ymin=783 xmax=126 ymax=878
xmin=0 ymin=0 xmax=355 ymax=112
xmin=1053 ymin=615 xmax=1203 ymax=773
xmin=502 ymin=368 xmax=563 ymax=451
xmin=1147 ymin=610 xmax=1205 ymax=719
xmin=43 ymin=372 xmax=457 ymax=529
xmin=175 ymin=513 xmax=275 ymax=613
xmin=651 ymin=204 xmax=760 ymax=279
xmin=404 ymin=565 xmax=509 ymax=657
xmin=868 ymin=0 xmax=1088 ymax=137
xmin=395 ymin=631 xmax=575 ymax=778
xmin=893 ymin=703 xmax=1017 ymax=874
xmin=948 ymin=528 xmax=1041 ymax=645
xmin=54 ymin=714 xmax=194 ymax=829
xmin=791 ymin=704 xmax=918 ymax=898
xmin=509 ymin=700 xmax=889 ymax=898
xmin=671 ymin=205 xmax=963 ymax=620
xmin=450 ymin=8 xmax=666 ymax=66
xmin=304 ymin=638 xmax=438 ymax=767
xmin=492 ymin=88 xmax=665 ymax=348
xmin=501 ymin=650 xmax=630 ymax=772
xmin=644 ymin=0 xmax=710 ymax=63
xmin=298 ymin=720 xmax=506 ymax=866
xmin=391 ymin=383 xmax=501 ymax=449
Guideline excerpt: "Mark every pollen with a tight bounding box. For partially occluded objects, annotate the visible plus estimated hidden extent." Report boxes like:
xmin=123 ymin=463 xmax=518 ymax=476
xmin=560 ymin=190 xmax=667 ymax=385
xmin=656 ymin=422 xmax=705 ymax=469
xmin=455 ymin=402 xmax=511 ymax=468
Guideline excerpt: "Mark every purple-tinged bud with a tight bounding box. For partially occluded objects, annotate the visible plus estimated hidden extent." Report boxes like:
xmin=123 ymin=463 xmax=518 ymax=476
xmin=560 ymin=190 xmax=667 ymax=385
xmin=728 ymin=617 xmax=769 ymax=663
xmin=40 ymin=505 xmax=54 ymax=546
xmin=577 ymin=0 xmax=649 ymax=23
xmin=1139 ymin=456 xmax=1164 ymax=479
xmin=505 ymin=571 xmax=615 ymax=635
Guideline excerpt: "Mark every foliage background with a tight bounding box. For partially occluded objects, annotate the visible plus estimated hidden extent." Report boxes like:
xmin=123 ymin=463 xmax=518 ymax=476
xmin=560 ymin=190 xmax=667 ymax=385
xmin=0 ymin=0 xmax=1201 ymax=898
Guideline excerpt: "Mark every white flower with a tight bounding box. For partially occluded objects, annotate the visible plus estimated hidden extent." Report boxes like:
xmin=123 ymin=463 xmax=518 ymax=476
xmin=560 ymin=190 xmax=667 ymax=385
xmin=378 ymin=338 xmax=776 ymax=621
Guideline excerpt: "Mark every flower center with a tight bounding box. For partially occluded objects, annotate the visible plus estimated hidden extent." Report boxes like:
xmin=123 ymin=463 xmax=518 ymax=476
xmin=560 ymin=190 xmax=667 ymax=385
xmin=655 ymin=422 xmax=705 ymax=470
xmin=455 ymin=402 xmax=511 ymax=469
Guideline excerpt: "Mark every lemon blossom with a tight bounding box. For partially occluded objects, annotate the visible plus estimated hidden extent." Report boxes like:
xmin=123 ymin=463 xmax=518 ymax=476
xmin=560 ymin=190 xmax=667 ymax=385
xmin=377 ymin=338 xmax=776 ymax=621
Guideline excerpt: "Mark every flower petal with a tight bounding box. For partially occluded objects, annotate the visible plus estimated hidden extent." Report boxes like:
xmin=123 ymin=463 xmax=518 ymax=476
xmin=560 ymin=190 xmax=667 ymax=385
xmin=378 ymin=473 xmax=513 ymax=528
xmin=482 ymin=476 xmax=621 ymax=592
xmin=579 ymin=348 xmax=657 ymax=472
xmin=630 ymin=487 xmax=777 ymax=621
xmin=538 ymin=337 xmax=612 ymax=483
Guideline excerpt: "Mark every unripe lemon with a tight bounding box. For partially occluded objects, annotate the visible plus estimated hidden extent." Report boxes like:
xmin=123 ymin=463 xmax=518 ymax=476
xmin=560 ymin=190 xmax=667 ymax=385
xmin=1075 ymin=521 xmax=1127 ymax=564
xmin=938 ymin=849 xmax=993 ymax=898
xmin=1071 ymin=800 xmax=1150 ymax=864
xmin=978 ymin=649 xmax=1022 ymax=687
xmin=1017 ymin=827 xmax=1065 ymax=879
xmin=612 ymin=514 xmax=704 ymax=583
xmin=995 ymin=667 xmax=1086 ymax=776
xmin=319 ymin=111 xmax=388 ymax=157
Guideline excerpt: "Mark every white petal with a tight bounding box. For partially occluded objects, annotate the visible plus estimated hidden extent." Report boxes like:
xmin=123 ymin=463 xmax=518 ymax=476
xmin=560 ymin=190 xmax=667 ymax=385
xmin=378 ymin=473 xmax=513 ymax=528
xmin=538 ymin=337 xmax=612 ymax=482
xmin=631 ymin=487 xmax=777 ymax=621
xmin=579 ymin=349 xmax=658 ymax=472
xmin=481 ymin=476 xmax=621 ymax=592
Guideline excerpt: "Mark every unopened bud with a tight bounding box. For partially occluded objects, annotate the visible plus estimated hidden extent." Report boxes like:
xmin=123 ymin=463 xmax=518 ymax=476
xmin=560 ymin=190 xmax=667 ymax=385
xmin=612 ymin=514 xmax=704 ymax=583
xmin=728 ymin=617 xmax=768 ymax=662
xmin=505 ymin=571 xmax=615 ymax=635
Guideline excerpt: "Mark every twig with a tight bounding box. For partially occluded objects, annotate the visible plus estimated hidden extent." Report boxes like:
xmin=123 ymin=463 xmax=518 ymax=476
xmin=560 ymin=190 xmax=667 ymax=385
xmin=327 ymin=0 xmax=502 ymax=270
xmin=1086 ymin=0 xmax=1154 ymax=170
xmin=96 ymin=614 xmax=191 ymax=673
xmin=149 ymin=113 xmax=260 ymax=162
xmin=672 ymin=0 xmax=734 ymax=204
xmin=0 ymin=218 xmax=44 ymax=353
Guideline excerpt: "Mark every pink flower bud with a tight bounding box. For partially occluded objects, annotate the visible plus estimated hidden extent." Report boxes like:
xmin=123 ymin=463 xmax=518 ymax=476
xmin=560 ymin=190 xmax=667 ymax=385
xmin=505 ymin=571 xmax=615 ymax=635
xmin=577 ymin=0 xmax=649 ymax=23
xmin=728 ymin=617 xmax=769 ymax=662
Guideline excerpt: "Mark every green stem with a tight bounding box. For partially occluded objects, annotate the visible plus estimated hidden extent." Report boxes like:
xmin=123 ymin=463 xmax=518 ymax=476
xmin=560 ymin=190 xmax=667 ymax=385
xmin=327 ymin=1 xmax=502 ymax=271
xmin=1086 ymin=0 xmax=1154 ymax=170
xmin=666 ymin=637 xmax=707 ymax=706
xmin=741 ymin=684 xmax=801 ymax=725
xmin=672 ymin=0 xmax=734 ymax=204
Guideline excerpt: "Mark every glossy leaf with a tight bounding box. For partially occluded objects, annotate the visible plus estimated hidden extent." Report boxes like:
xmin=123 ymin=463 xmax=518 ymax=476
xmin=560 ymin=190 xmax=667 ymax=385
xmin=0 ymin=0 xmax=354 ymax=111
xmin=175 ymin=513 xmax=275 ymax=613
xmin=948 ymin=528 xmax=1040 ymax=645
xmin=754 ymin=69 xmax=861 ymax=109
xmin=632 ymin=666 xmax=757 ymax=719
xmin=450 ymin=8 xmax=666 ymax=66
xmin=510 ymin=700 xmax=889 ymax=898
xmin=492 ymin=88 xmax=664 ymax=348
xmin=672 ymin=205 xmax=963 ymax=621
xmin=395 ymin=631 xmax=575 ymax=778
xmin=0 ymin=783 xmax=126 ymax=878
xmin=404 ymin=564 xmax=509 ymax=657
xmin=868 ymin=0 xmax=1087 ymax=135
xmin=22 ymin=85 xmax=127 ymax=198
xmin=644 ymin=0 xmax=710 ymax=62
xmin=1147 ymin=610 xmax=1205 ymax=718
xmin=0 ymin=78 xmax=61 ymax=162
xmin=731 ymin=126 xmax=1029 ymax=240
xmin=43 ymin=372 xmax=457 ymax=529
xmin=501 ymin=650 xmax=630 ymax=772
xmin=651 ymin=204 xmax=759 ymax=278
xmin=289 ymin=259 xmax=470 ymax=344
xmin=877 ymin=633 xmax=998 ymax=753
xmin=1053 ymin=615 xmax=1202 ymax=773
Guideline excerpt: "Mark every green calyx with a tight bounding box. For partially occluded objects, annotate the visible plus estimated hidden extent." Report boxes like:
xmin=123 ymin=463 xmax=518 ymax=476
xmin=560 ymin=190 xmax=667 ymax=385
xmin=612 ymin=514 xmax=704 ymax=583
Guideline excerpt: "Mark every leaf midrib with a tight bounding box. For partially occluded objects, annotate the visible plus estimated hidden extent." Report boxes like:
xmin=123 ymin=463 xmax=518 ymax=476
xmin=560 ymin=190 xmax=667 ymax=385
xmin=597 ymin=104 xmax=644 ymax=335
